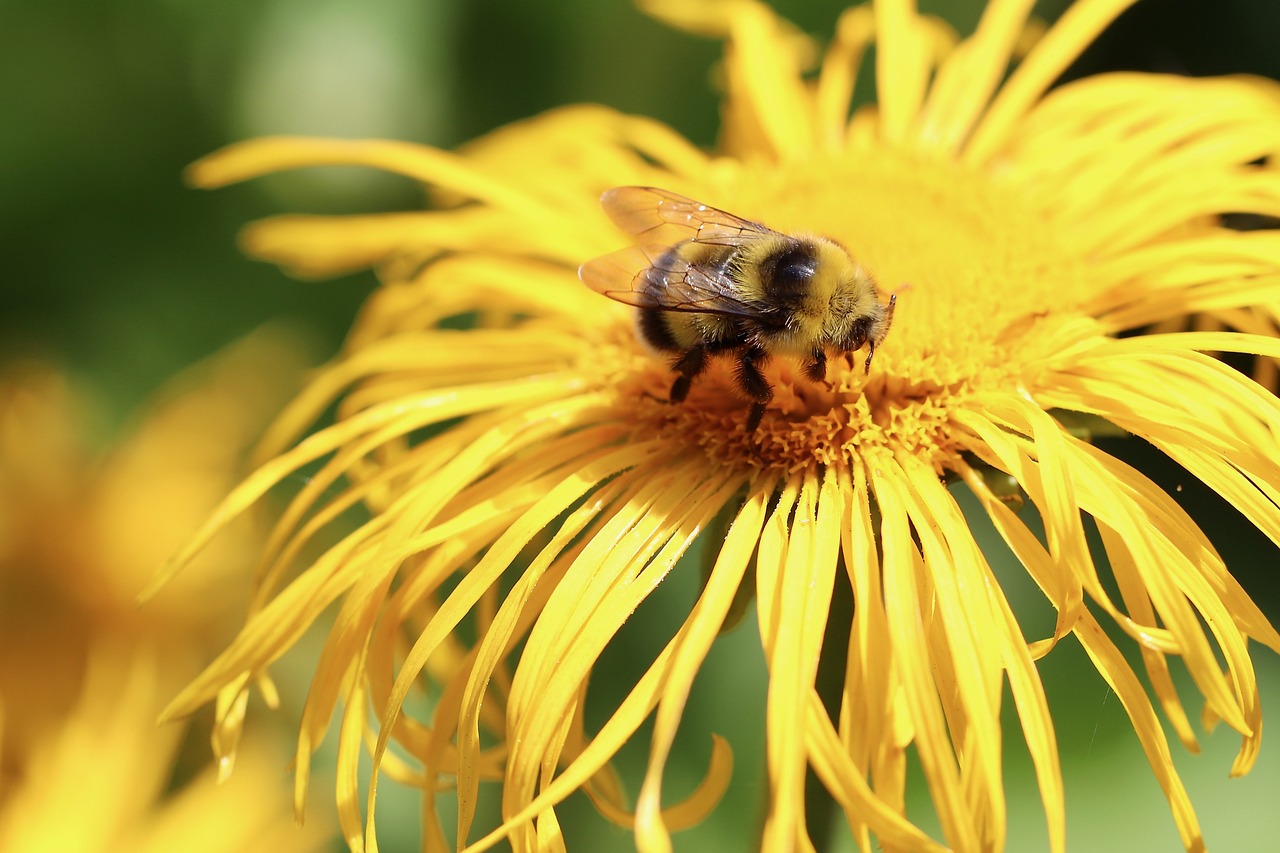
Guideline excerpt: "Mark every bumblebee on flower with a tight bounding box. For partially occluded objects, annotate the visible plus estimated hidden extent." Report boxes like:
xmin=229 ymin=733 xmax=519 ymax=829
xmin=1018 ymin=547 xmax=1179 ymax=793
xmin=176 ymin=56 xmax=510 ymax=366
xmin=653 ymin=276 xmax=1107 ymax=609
xmin=159 ymin=1 xmax=1280 ymax=851
xmin=580 ymin=185 xmax=897 ymax=432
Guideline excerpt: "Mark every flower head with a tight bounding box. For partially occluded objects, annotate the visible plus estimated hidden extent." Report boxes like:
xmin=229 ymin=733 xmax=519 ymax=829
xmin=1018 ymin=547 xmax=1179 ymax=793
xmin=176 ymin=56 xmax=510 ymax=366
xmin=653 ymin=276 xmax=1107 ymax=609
xmin=163 ymin=1 xmax=1280 ymax=850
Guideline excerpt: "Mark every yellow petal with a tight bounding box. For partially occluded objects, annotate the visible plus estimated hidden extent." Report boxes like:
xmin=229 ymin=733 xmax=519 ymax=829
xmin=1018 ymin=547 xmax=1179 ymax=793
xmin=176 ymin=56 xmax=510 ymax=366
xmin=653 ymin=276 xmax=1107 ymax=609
xmin=239 ymin=209 xmax=585 ymax=279
xmin=363 ymin=441 xmax=669 ymax=848
xmin=956 ymin=460 xmax=1065 ymax=853
xmin=964 ymin=0 xmax=1140 ymax=165
xmin=596 ymin=736 xmax=734 ymax=837
xmin=875 ymin=0 xmax=934 ymax=144
xmin=804 ymin=692 xmax=948 ymax=853
xmin=1073 ymin=615 xmax=1204 ymax=849
xmin=187 ymin=136 xmax=556 ymax=223
xmin=839 ymin=462 xmax=908 ymax=847
xmin=454 ymin=475 xmax=625 ymax=845
xmin=872 ymin=463 xmax=977 ymax=850
xmin=897 ymin=457 xmax=1007 ymax=848
xmin=144 ymin=376 xmax=588 ymax=601
xmin=504 ymin=467 xmax=743 ymax=823
xmin=758 ymin=471 xmax=840 ymax=852
xmin=916 ymin=0 xmax=1035 ymax=153
xmin=815 ymin=6 xmax=876 ymax=150
xmin=635 ymin=475 xmax=773 ymax=852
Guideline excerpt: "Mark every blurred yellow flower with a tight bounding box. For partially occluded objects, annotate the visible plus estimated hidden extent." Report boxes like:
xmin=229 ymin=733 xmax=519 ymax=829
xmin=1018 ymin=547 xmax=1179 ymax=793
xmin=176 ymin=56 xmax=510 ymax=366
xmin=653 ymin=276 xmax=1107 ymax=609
xmin=0 ymin=334 xmax=332 ymax=852
xmin=0 ymin=646 xmax=331 ymax=853
xmin=162 ymin=1 xmax=1280 ymax=851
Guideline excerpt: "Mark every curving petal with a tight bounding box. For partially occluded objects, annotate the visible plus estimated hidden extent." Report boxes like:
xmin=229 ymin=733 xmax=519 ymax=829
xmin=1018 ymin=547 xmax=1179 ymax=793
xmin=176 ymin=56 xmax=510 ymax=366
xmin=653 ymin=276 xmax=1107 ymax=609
xmin=872 ymin=463 xmax=978 ymax=851
xmin=641 ymin=0 xmax=815 ymax=159
xmin=964 ymin=0 xmax=1140 ymax=166
xmin=915 ymin=0 xmax=1036 ymax=154
xmin=187 ymin=136 xmax=558 ymax=223
xmin=874 ymin=0 xmax=932 ymax=144
xmin=634 ymin=474 xmax=772 ymax=853
xmin=956 ymin=460 xmax=1066 ymax=853
xmin=815 ymin=6 xmax=876 ymax=150
xmin=757 ymin=470 xmax=841 ymax=852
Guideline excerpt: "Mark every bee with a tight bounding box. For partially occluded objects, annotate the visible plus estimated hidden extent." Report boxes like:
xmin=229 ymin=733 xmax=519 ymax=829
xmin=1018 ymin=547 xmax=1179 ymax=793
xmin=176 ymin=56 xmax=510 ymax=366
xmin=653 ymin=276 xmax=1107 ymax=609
xmin=578 ymin=186 xmax=897 ymax=431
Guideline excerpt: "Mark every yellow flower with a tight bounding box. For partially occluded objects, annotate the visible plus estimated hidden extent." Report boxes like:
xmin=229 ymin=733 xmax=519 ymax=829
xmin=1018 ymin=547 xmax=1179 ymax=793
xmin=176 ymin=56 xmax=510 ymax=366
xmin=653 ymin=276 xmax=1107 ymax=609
xmin=0 ymin=647 xmax=332 ymax=853
xmin=161 ymin=1 xmax=1280 ymax=851
xmin=0 ymin=335 xmax=331 ymax=852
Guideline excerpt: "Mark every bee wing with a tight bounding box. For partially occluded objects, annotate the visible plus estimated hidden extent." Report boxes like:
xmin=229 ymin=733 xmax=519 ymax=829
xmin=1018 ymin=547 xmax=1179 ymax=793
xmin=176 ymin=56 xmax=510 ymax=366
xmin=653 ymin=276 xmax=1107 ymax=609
xmin=578 ymin=243 xmax=762 ymax=317
xmin=600 ymin=186 xmax=773 ymax=248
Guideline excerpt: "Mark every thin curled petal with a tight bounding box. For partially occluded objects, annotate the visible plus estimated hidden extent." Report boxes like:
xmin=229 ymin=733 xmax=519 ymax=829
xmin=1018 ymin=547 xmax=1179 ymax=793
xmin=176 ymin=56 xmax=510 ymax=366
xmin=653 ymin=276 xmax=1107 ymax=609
xmin=187 ymin=136 xmax=558 ymax=222
xmin=635 ymin=475 xmax=774 ymax=852
xmin=873 ymin=463 xmax=978 ymax=851
xmin=916 ymin=0 xmax=1036 ymax=153
xmin=964 ymin=0 xmax=1140 ymax=165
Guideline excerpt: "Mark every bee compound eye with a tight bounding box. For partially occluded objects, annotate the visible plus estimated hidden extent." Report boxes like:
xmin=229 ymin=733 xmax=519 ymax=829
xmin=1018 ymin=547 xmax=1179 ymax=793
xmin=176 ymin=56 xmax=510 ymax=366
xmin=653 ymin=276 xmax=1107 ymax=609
xmin=837 ymin=316 xmax=872 ymax=352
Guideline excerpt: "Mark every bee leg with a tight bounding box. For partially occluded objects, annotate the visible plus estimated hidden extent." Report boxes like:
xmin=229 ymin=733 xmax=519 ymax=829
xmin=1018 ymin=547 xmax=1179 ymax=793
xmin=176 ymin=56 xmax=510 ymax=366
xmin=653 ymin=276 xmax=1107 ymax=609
xmin=670 ymin=375 xmax=693 ymax=404
xmin=802 ymin=349 xmax=827 ymax=382
xmin=735 ymin=346 xmax=772 ymax=431
xmin=669 ymin=346 xmax=708 ymax=404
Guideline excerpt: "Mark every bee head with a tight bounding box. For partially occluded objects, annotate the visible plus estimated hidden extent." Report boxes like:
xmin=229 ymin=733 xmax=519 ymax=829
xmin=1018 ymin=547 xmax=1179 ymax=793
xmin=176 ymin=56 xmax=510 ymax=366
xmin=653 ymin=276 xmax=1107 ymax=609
xmin=823 ymin=259 xmax=891 ymax=356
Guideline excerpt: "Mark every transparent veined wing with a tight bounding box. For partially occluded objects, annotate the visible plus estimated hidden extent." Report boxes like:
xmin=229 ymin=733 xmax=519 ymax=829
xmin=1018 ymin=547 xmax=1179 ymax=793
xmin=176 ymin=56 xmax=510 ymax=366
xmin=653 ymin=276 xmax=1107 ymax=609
xmin=578 ymin=243 xmax=762 ymax=317
xmin=599 ymin=186 xmax=774 ymax=248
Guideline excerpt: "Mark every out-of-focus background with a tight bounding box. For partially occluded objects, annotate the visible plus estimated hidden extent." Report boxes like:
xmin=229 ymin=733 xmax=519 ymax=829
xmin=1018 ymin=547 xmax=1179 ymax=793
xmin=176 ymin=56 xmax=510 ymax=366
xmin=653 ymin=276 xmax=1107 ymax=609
xmin=3 ymin=0 xmax=1280 ymax=851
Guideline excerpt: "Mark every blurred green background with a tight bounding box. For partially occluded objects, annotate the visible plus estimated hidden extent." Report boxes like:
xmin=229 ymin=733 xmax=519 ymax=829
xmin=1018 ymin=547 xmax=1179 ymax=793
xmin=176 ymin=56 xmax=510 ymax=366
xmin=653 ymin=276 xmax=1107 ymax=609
xmin=5 ymin=0 xmax=1280 ymax=850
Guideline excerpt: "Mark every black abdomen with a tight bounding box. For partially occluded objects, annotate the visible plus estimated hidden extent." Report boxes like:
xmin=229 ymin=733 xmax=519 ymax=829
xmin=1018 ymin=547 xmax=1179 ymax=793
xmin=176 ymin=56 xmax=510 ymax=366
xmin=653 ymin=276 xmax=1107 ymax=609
xmin=638 ymin=306 xmax=680 ymax=352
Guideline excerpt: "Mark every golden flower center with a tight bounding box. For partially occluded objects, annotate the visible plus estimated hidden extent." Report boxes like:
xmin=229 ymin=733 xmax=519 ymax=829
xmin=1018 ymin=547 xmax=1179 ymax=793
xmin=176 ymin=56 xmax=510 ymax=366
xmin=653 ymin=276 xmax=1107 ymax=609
xmin=600 ymin=148 xmax=1090 ymax=472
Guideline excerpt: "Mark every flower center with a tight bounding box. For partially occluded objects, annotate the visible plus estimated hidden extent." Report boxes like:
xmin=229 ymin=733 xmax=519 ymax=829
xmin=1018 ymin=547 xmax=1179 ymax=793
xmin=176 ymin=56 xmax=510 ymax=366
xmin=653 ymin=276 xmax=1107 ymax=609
xmin=601 ymin=148 xmax=1090 ymax=473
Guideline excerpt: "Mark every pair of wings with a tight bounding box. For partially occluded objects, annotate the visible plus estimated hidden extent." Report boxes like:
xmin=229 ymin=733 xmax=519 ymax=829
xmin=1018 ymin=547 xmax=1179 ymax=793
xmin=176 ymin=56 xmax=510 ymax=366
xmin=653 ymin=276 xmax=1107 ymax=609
xmin=578 ymin=186 xmax=778 ymax=318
